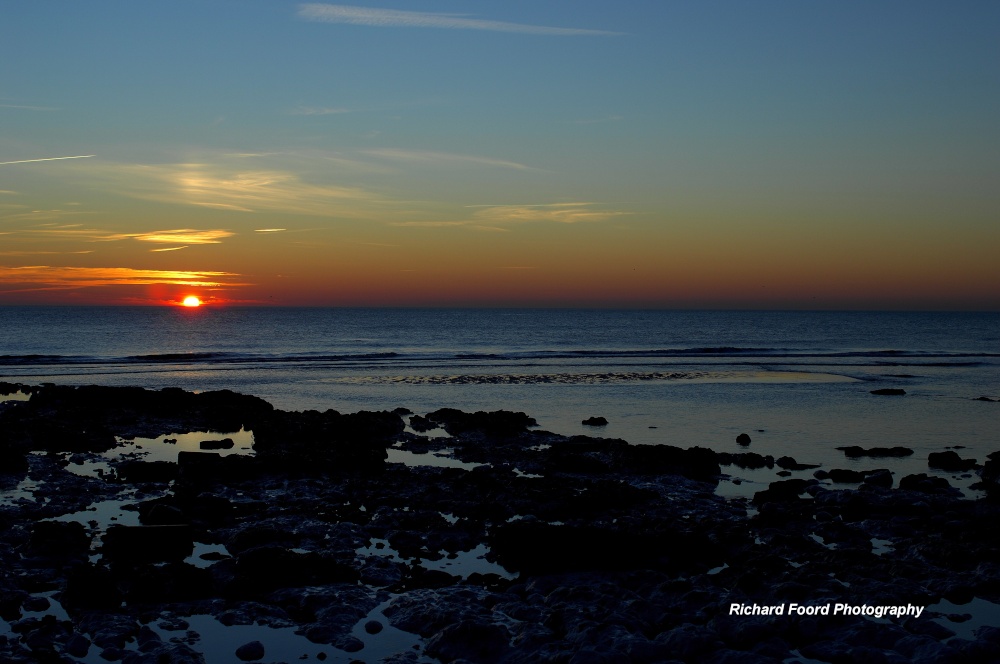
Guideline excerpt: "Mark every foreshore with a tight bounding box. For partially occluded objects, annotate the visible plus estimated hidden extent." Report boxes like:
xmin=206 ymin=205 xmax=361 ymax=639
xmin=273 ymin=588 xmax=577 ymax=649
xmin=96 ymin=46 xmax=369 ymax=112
xmin=2 ymin=383 xmax=1000 ymax=663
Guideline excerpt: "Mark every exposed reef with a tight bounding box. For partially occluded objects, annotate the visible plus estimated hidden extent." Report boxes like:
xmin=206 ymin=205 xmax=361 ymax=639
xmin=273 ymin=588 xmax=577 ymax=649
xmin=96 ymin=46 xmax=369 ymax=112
xmin=2 ymin=384 xmax=1000 ymax=662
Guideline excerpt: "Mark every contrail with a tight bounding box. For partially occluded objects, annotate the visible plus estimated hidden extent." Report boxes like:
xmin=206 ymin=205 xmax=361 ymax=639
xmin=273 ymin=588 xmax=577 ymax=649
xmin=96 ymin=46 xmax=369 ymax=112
xmin=0 ymin=155 xmax=95 ymax=166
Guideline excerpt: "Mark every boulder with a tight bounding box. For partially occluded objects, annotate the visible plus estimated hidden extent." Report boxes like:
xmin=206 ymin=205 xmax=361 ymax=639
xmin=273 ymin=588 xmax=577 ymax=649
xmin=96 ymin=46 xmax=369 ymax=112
xmin=235 ymin=641 xmax=265 ymax=661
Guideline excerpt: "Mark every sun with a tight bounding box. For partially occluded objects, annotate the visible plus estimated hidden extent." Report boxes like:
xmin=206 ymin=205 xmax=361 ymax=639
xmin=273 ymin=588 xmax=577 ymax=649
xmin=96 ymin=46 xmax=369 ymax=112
xmin=181 ymin=296 xmax=202 ymax=307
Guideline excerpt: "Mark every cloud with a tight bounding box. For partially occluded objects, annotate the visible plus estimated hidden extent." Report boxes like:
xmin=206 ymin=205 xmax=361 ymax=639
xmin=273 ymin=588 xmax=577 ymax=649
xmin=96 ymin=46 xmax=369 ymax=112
xmin=290 ymin=106 xmax=353 ymax=116
xmin=0 ymin=104 xmax=58 ymax=112
xmin=255 ymin=228 xmax=287 ymax=232
xmin=390 ymin=221 xmax=469 ymax=228
xmin=1 ymin=209 xmax=97 ymax=223
xmin=0 ymin=250 xmax=94 ymax=256
xmin=128 ymin=229 xmax=234 ymax=244
xmin=149 ymin=246 xmax=189 ymax=252
xmin=19 ymin=227 xmax=233 ymax=245
xmin=0 ymin=155 xmax=94 ymax=166
xmin=84 ymin=161 xmax=388 ymax=217
xmin=468 ymin=202 xmax=630 ymax=224
xmin=364 ymin=149 xmax=535 ymax=171
xmin=573 ymin=115 xmax=624 ymax=125
xmin=389 ymin=202 xmax=628 ymax=231
xmin=0 ymin=266 xmax=248 ymax=292
xmin=297 ymin=4 xmax=622 ymax=36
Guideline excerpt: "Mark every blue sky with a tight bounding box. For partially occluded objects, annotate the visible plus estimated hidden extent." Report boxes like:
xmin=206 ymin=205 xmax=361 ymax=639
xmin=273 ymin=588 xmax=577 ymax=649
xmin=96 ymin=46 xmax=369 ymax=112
xmin=2 ymin=2 xmax=998 ymax=307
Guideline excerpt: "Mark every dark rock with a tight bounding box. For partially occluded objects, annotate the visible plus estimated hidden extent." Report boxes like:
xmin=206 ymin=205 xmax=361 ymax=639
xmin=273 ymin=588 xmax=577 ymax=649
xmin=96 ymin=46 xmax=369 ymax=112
xmin=736 ymin=433 xmax=751 ymax=446
xmin=137 ymin=500 xmax=187 ymax=526
xmin=200 ymin=438 xmax=234 ymax=450
xmin=65 ymin=633 xmax=91 ymax=658
xmin=408 ymin=415 xmax=438 ymax=432
xmin=102 ymin=525 xmax=194 ymax=562
xmin=24 ymin=521 xmax=90 ymax=560
xmin=828 ymin=468 xmax=866 ymax=483
xmin=364 ymin=620 xmax=383 ymax=634
xmin=928 ymin=450 xmax=978 ymax=471
xmin=490 ymin=521 xmax=718 ymax=574
xmin=718 ymin=452 xmax=773 ymax=469
xmin=251 ymin=409 xmax=399 ymax=471
xmin=775 ymin=456 xmax=819 ymax=470
xmin=425 ymin=620 xmax=511 ymax=664
xmin=863 ymin=468 xmax=894 ymax=488
xmin=100 ymin=646 xmax=123 ymax=661
xmin=836 ymin=445 xmax=914 ymax=458
xmin=235 ymin=640 xmax=265 ymax=661
xmin=582 ymin=417 xmax=608 ymax=426
xmin=899 ymin=473 xmax=955 ymax=493
xmin=226 ymin=546 xmax=357 ymax=595
xmin=656 ymin=623 xmax=723 ymax=661
xmin=21 ymin=596 xmax=50 ymax=612
xmin=752 ymin=479 xmax=812 ymax=504
xmin=117 ymin=460 xmax=178 ymax=483
xmin=425 ymin=408 xmax=537 ymax=436
xmin=619 ymin=444 xmax=721 ymax=481
xmin=62 ymin=564 xmax=122 ymax=610
xmin=117 ymin=562 xmax=214 ymax=603
xmin=334 ymin=634 xmax=364 ymax=652
xmin=871 ymin=388 xmax=906 ymax=395
xmin=176 ymin=451 xmax=222 ymax=483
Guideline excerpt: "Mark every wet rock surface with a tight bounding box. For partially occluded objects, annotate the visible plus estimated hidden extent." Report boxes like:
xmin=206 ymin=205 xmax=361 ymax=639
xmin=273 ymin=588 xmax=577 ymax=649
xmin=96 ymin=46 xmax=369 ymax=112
xmin=1 ymin=383 xmax=1000 ymax=662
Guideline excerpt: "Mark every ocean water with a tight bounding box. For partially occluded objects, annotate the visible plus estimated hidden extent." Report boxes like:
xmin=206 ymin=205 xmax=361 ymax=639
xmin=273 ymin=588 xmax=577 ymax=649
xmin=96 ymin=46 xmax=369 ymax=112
xmin=2 ymin=307 xmax=998 ymax=487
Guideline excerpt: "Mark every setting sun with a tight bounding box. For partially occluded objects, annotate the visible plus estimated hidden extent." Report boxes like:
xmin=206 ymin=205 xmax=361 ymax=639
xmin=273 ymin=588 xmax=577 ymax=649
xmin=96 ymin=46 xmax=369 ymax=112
xmin=181 ymin=296 xmax=202 ymax=307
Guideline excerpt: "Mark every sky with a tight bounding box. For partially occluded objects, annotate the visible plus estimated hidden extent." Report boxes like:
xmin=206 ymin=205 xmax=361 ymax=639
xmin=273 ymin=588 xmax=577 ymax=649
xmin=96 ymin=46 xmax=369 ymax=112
xmin=1 ymin=1 xmax=998 ymax=308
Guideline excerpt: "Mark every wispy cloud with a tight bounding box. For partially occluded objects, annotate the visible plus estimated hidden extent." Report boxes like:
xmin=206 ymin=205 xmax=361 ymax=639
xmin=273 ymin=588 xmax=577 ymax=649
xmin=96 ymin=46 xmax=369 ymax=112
xmin=127 ymin=229 xmax=233 ymax=244
xmin=13 ymin=226 xmax=233 ymax=247
xmin=289 ymin=106 xmax=353 ymax=116
xmin=0 ymin=155 xmax=94 ymax=166
xmin=1 ymin=209 xmax=97 ymax=223
xmin=255 ymin=228 xmax=287 ymax=233
xmin=0 ymin=266 xmax=248 ymax=292
xmin=573 ymin=115 xmax=624 ymax=125
xmin=467 ymin=202 xmax=630 ymax=224
xmin=0 ymin=250 xmax=94 ymax=256
xmin=297 ymin=4 xmax=622 ymax=36
xmin=0 ymin=104 xmax=57 ymax=112
xmin=388 ymin=202 xmax=629 ymax=230
xmin=389 ymin=220 xmax=510 ymax=232
xmin=84 ymin=161 xmax=388 ymax=217
xmin=364 ymin=148 xmax=535 ymax=171
xmin=149 ymin=246 xmax=189 ymax=252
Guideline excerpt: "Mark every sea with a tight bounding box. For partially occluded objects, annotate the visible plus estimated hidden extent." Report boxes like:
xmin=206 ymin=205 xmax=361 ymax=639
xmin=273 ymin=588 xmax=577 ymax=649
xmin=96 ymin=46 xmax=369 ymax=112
xmin=3 ymin=307 xmax=1000 ymax=661
xmin=1 ymin=307 xmax=999 ymax=494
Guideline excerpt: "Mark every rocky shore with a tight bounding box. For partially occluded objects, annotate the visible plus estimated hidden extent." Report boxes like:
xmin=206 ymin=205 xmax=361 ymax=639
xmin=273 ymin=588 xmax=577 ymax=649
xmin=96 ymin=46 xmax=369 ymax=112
xmin=1 ymin=383 xmax=1000 ymax=663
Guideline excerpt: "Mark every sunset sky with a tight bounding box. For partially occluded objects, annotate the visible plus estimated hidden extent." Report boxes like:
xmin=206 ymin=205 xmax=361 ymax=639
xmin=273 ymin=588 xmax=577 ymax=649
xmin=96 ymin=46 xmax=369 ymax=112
xmin=2 ymin=2 xmax=998 ymax=308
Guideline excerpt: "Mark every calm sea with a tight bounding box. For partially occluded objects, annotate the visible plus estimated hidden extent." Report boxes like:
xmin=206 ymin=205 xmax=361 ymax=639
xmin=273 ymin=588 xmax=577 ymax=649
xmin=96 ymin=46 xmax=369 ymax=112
xmin=2 ymin=307 xmax=998 ymax=489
